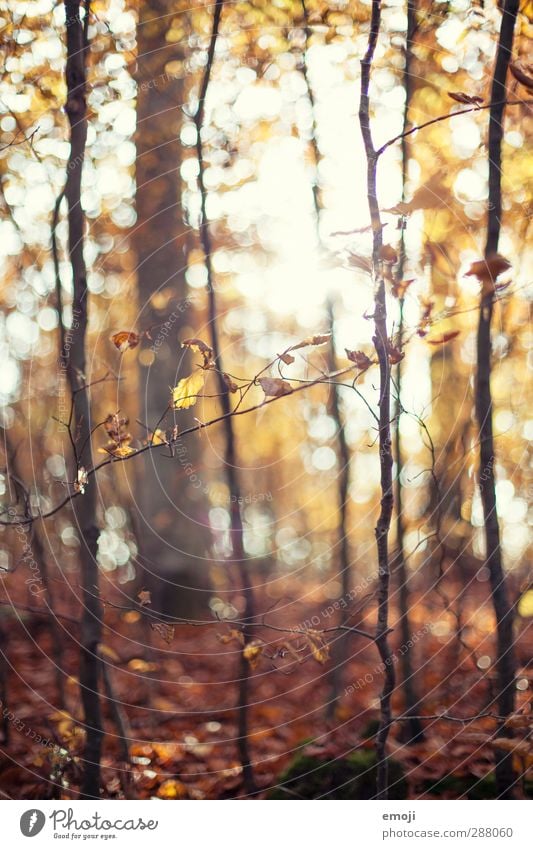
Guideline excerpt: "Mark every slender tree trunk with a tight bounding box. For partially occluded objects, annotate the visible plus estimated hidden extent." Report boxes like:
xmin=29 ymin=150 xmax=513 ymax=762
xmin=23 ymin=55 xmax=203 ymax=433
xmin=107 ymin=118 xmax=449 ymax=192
xmin=359 ymin=0 xmax=395 ymax=799
xmin=63 ymin=0 xmax=103 ymax=798
xmin=194 ymin=0 xmax=256 ymax=794
xmin=393 ymin=0 xmax=424 ymax=745
xmin=476 ymin=0 xmax=519 ymax=799
xmin=135 ymin=0 xmax=210 ymax=617
xmin=299 ymin=0 xmax=352 ymax=719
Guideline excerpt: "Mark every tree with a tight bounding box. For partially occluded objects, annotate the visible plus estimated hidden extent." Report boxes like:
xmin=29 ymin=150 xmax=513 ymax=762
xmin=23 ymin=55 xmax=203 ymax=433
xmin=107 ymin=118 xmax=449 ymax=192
xmin=134 ymin=0 xmax=210 ymax=616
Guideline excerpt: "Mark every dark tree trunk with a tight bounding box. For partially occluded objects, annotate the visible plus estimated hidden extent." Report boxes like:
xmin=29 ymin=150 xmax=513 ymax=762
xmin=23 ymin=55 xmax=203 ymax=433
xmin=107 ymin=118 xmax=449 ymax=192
xmin=476 ymin=0 xmax=519 ymax=799
xmin=63 ymin=0 xmax=103 ymax=798
xmin=359 ymin=0 xmax=395 ymax=799
xmin=393 ymin=0 xmax=424 ymax=745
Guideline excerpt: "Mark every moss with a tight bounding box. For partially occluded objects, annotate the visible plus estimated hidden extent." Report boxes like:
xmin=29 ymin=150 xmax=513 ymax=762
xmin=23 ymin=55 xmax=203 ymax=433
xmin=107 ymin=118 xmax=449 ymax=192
xmin=269 ymin=750 xmax=407 ymax=800
xmin=423 ymin=774 xmax=533 ymax=800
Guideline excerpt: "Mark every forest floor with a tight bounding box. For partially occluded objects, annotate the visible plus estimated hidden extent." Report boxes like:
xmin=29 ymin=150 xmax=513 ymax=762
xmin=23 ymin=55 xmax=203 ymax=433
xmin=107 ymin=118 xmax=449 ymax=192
xmin=0 ymin=572 xmax=532 ymax=799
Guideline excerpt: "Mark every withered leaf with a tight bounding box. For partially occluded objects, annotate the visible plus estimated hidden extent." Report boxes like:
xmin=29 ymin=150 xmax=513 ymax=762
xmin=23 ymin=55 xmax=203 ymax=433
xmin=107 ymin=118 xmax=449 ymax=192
xmin=222 ymin=373 xmax=239 ymax=393
xmin=279 ymin=352 xmax=295 ymax=365
xmin=258 ymin=377 xmax=292 ymax=398
xmin=111 ymin=331 xmax=140 ymax=353
xmin=426 ymin=330 xmax=460 ymax=345
xmin=182 ymin=338 xmax=214 ymax=367
xmin=448 ymin=91 xmax=484 ymax=105
xmin=391 ymin=278 xmax=415 ymax=299
xmin=288 ymin=334 xmax=331 ymax=352
xmin=151 ymin=622 xmax=175 ymax=644
xmin=510 ymin=60 xmax=533 ymax=91
xmin=387 ymin=342 xmax=405 ymax=364
xmin=243 ymin=640 xmax=263 ymax=669
xmin=345 ymin=252 xmax=372 ymax=273
xmin=379 ymin=244 xmax=398 ymax=264
xmin=217 ymin=628 xmax=245 ymax=646
xmin=138 ymin=589 xmax=152 ymax=607
xmin=304 ymin=628 xmax=330 ymax=665
xmin=465 ymin=253 xmax=511 ymax=282
xmin=345 ymin=349 xmax=373 ymax=370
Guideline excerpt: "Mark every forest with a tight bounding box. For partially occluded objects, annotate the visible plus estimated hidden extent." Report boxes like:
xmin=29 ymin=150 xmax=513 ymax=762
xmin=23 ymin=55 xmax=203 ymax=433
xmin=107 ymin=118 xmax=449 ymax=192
xmin=0 ymin=0 xmax=531 ymax=802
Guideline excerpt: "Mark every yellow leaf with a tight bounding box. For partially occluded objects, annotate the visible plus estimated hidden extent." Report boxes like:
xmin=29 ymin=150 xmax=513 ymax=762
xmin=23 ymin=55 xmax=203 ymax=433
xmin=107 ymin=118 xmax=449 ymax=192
xmin=172 ymin=370 xmax=205 ymax=409
xmin=243 ymin=640 xmax=263 ymax=669
xmin=518 ymin=589 xmax=533 ymax=618
xmin=157 ymin=779 xmax=189 ymax=799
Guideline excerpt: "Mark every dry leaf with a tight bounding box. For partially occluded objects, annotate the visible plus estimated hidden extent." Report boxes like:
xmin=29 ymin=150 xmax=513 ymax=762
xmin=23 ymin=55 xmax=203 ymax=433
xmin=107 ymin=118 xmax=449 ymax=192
xmin=345 ymin=252 xmax=373 ymax=273
xmin=151 ymin=622 xmax=175 ymax=644
xmin=345 ymin=349 xmax=373 ymax=370
xmin=243 ymin=640 xmax=263 ymax=669
xmin=387 ymin=342 xmax=405 ymax=364
xmin=172 ymin=370 xmax=206 ymax=409
xmin=448 ymin=91 xmax=484 ymax=105
xmin=217 ymin=628 xmax=245 ymax=646
xmin=182 ymin=338 xmax=214 ymax=367
xmin=304 ymin=629 xmax=330 ymax=665
xmin=138 ymin=589 xmax=152 ymax=607
xmin=426 ymin=330 xmax=460 ymax=345
xmin=510 ymin=60 xmax=533 ymax=91
xmin=380 ymin=244 xmax=398 ymax=264
xmin=465 ymin=253 xmax=511 ymax=285
xmin=222 ymin=373 xmax=239 ymax=393
xmin=258 ymin=377 xmax=292 ymax=398
xmin=391 ymin=278 xmax=415 ymax=299
xmin=288 ymin=334 xmax=331 ymax=352
xmin=279 ymin=352 xmax=295 ymax=365
xmin=111 ymin=331 xmax=140 ymax=353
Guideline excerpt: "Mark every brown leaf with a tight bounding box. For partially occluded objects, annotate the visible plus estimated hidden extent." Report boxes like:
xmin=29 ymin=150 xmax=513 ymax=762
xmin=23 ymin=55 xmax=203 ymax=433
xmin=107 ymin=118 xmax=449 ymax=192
xmin=345 ymin=349 xmax=373 ymax=370
xmin=379 ymin=244 xmax=398 ymax=264
xmin=345 ymin=252 xmax=372 ymax=273
xmin=510 ymin=60 xmax=533 ymax=91
xmin=391 ymin=278 xmax=415 ymax=299
xmin=138 ymin=589 xmax=152 ymax=607
xmin=288 ymin=334 xmax=331 ymax=352
xmin=151 ymin=622 xmax=175 ymax=644
xmin=111 ymin=331 xmax=140 ymax=353
xmin=182 ymin=338 xmax=214 ymax=367
xmin=258 ymin=377 xmax=292 ymax=398
xmin=465 ymin=253 xmax=511 ymax=282
xmin=279 ymin=352 xmax=295 ymax=365
xmin=222 ymin=373 xmax=239 ymax=393
xmin=448 ymin=91 xmax=484 ymax=105
xmin=387 ymin=342 xmax=405 ymax=364
xmin=426 ymin=330 xmax=461 ymax=345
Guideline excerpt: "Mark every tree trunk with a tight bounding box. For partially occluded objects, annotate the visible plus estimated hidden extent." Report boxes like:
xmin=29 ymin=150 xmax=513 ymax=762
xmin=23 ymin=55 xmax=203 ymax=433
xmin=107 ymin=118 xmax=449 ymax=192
xmin=476 ymin=0 xmax=519 ymax=799
xmin=134 ymin=1 xmax=210 ymax=616
xmin=393 ymin=0 xmax=424 ymax=745
xmin=63 ymin=0 xmax=103 ymax=798
xmin=359 ymin=0 xmax=395 ymax=799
